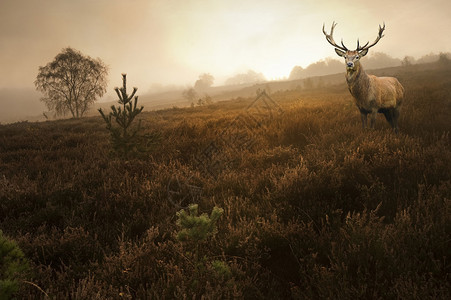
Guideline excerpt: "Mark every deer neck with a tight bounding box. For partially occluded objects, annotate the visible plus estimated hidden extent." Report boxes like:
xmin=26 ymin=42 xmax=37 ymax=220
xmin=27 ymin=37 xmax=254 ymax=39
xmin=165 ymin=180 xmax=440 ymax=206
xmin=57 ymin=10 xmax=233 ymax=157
xmin=346 ymin=62 xmax=365 ymax=83
xmin=346 ymin=63 xmax=370 ymax=103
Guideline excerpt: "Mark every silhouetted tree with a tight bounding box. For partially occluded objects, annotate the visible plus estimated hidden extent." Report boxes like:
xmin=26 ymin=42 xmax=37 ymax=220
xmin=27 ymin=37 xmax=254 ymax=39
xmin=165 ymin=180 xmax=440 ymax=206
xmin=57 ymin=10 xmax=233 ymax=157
xmin=35 ymin=47 xmax=108 ymax=118
xmin=402 ymin=56 xmax=414 ymax=67
xmin=197 ymin=94 xmax=213 ymax=106
xmin=194 ymin=73 xmax=214 ymax=91
xmin=99 ymin=74 xmax=146 ymax=158
xmin=194 ymin=94 xmax=213 ymax=107
xmin=182 ymin=88 xmax=198 ymax=104
xmin=99 ymin=74 xmax=156 ymax=158
xmin=204 ymin=94 xmax=213 ymax=105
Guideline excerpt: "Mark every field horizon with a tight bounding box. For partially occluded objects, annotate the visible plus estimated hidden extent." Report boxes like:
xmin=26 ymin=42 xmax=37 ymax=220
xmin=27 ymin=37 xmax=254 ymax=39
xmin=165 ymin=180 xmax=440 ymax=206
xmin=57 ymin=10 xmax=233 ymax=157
xmin=2 ymin=56 xmax=448 ymax=125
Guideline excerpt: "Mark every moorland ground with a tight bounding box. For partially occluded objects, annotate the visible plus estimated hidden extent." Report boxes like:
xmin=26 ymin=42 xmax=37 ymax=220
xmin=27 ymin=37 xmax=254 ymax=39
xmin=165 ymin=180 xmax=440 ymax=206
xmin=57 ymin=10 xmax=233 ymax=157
xmin=0 ymin=62 xmax=450 ymax=299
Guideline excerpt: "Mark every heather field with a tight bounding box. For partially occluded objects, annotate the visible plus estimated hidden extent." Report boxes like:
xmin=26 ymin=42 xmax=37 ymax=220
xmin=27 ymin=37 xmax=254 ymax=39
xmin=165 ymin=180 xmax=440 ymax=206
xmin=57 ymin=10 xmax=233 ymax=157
xmin=1 ymin=63 xmax=450 ymax=299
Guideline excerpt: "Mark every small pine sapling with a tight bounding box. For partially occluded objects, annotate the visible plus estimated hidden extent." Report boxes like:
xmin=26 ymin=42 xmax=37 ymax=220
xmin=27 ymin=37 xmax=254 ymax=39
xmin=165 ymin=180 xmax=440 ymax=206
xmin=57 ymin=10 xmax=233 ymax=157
xmin=176 ymin=204 xmax=223 ymax=242
xmin=176 ymin=205 xmax=232 ymax=284
xmin=99 ymin=73 xmax=143 ymax=157
xmin=0 ymin=230 xmax=29 ymax=299
xmin=176 ymin=204 xmax=223 ymax=260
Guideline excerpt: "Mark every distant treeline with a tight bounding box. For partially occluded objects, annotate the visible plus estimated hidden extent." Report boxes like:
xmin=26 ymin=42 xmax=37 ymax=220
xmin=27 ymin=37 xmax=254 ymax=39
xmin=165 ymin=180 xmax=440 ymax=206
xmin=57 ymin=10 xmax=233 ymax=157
xmin=224 ymin=70 xmax=266 ymax=86
xmin=289 ymin=52 xmax=451 ymax=80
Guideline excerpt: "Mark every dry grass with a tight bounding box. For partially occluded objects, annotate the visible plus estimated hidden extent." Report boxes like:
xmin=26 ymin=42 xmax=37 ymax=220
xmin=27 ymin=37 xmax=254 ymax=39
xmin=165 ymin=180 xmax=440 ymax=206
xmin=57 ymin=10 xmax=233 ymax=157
xmin=1 ymin=62 xmax=450 ymax=299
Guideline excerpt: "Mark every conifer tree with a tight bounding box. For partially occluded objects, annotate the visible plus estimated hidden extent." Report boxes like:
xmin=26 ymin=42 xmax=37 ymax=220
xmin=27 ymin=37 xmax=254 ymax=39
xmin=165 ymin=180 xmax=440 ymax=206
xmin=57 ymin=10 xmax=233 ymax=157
xmin=176 ymin=204 xmax=223 ymax=243
xmin=176 ymin=204 xmax=223 ymax=261
xmin=99 ymin=74 xmax=144 ymax=157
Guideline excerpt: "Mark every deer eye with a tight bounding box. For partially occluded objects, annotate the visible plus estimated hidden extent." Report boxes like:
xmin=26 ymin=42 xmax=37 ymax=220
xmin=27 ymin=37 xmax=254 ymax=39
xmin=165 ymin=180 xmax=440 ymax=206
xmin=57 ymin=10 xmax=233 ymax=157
xmin=355 ymin=55 xmax=359 ymax=59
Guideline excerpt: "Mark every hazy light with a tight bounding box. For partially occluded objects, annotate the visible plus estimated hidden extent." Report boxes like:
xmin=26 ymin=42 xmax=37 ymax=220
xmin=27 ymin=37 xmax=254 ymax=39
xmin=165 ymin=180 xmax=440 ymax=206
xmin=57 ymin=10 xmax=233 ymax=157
xmin=0 ymin=0 xmax=450 ymax=94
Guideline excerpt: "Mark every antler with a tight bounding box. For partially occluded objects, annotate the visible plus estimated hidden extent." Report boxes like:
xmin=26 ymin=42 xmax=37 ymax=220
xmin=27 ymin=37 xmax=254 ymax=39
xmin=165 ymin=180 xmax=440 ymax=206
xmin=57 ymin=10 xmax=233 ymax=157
xmin=322 ymin=21 xmax=348 ymax=51
xmin=357 ymin=22 xmax=385 ymax=51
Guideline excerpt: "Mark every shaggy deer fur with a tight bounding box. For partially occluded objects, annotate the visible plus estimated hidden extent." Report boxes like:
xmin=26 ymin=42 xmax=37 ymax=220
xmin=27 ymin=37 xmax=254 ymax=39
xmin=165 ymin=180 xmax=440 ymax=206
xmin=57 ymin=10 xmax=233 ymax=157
xmin=323 ymin=22 xmax=405 ymax=133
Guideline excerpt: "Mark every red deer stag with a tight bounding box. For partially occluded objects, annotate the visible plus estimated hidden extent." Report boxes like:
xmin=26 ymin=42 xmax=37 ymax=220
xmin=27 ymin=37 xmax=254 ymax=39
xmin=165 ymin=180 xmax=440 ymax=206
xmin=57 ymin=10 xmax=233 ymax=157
xmin=323 ymin=22 xmax=404 ymax=133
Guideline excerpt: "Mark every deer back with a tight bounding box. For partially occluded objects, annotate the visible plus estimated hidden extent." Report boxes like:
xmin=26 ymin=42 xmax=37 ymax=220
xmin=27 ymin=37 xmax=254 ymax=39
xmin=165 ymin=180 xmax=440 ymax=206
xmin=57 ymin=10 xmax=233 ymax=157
xmin=369 ymin=75 xmax=404 ymax=109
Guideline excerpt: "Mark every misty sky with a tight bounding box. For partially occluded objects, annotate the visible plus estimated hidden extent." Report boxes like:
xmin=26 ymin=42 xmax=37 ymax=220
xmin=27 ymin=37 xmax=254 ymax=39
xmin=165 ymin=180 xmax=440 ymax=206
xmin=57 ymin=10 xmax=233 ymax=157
xmin=1 ymin=0 xmax=450 ymax=96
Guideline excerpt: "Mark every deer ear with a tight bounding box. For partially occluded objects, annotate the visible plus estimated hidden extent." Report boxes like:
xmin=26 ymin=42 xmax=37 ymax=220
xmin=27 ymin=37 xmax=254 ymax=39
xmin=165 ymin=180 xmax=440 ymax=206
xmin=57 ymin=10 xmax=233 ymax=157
xmin=335 ymin=48 xmax=346 ymax=57
xmin=359 ymin=49 xmax=369 ymax=57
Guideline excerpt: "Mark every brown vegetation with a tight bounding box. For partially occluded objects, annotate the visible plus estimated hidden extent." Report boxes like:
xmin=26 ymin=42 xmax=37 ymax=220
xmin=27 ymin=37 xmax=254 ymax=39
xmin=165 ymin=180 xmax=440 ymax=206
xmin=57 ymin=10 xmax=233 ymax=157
xmin=0 ymin=62 xmax=450 ymax=298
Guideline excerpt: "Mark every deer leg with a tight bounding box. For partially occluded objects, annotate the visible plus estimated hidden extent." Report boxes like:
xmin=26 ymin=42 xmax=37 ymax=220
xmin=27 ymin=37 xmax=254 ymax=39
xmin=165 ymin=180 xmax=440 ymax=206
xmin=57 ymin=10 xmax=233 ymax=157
xmin=369 ymin=110 xmax=377 ymax=129
xmin=392 ymin=107 xmax=400 ymax=134
xmin=382 ymin=109 xmax=394 ymax=128
xmin=360 ymin=110 xmax=368 ymax=129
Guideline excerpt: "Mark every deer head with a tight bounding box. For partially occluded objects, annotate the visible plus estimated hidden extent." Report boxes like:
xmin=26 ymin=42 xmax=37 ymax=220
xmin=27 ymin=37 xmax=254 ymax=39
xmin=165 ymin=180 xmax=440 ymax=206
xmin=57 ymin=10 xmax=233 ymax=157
xmin=323 ymin=22 xmax=385 ymax=70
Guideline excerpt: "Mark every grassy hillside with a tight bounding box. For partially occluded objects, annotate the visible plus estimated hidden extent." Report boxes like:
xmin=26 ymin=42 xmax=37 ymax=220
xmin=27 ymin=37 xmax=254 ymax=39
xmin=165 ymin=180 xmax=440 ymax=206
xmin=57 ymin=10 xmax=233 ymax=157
xmin=0 ymin=63 xmax=450 ymax=299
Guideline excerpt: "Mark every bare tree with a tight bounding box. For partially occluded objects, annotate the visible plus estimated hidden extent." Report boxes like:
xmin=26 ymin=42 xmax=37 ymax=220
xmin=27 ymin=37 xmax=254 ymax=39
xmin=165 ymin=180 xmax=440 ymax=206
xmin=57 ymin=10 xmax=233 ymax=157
xmin=35 ymin=47 xmax=108 ymax=118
